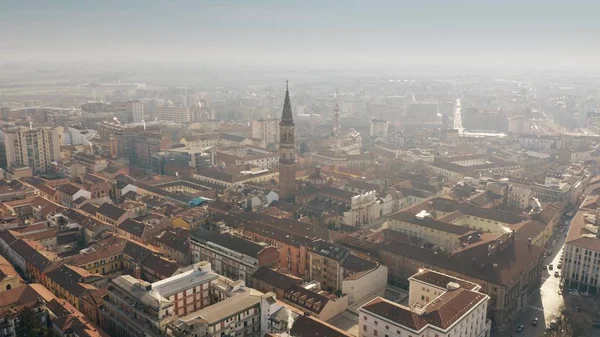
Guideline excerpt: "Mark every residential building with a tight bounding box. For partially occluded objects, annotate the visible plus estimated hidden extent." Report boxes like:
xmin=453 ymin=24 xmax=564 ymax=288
xmin=96 ymin=203 xmax=129 ymax=225
xmin=251 ymin=266 xmax=303 ymax=299
xmin=155 ymin=228 xmax=191 ymax=266
xmin=166 ymin=287 xmax=277 ymax=337
xmin=190 ymin=228 xmax=279 ymax=286
xmin=56 ymin=183 xmax=91 ymax=207
xmin=100 ymin=275 xmax=176 ymax=337
xmin=359 ymin=269 xmax=491 ymax=337
xmin=369 ymin=119 xmax=389 ymax=139
xmin=251 ymin=118 xmax=280 ymax=147
xmin=44 ymin=264 xmax=105 ymax=310
xmin=148 ymin=105 xmax=191 ymax=123
xmin=562 ymin=196 xmax=600 ymax=294
xmin=283 ymin=283 xmax=348 ymax=321
xmin=4 ymin=127 xmax=61 ymax=173
xmin=0 ymin=284 xmax=56 ymax=337
xmin=309 ymin=240 xmax=387 ymax=304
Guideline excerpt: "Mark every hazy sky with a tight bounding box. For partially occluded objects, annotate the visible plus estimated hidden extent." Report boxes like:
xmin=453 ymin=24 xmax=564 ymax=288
xmin=2 ymin=0 xmax=600 ymax=70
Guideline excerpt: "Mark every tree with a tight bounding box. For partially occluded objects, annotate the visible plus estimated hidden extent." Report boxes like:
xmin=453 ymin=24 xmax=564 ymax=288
xmin=15 ymin=306 xmax=56 ymax=337
xmin=299 ymin=142 xmax=309 ymax=154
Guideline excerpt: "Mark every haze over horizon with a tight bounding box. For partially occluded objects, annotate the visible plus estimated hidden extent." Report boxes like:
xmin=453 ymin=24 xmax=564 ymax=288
xmin=2 ymin=0 xmax=600 ymax=72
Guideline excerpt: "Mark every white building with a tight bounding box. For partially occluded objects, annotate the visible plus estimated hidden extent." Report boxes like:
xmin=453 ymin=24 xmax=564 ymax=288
xmin=562 ymin=196 xmax=600 ymax=294
xmin=148 ymin=105 xmax=191 ymax=123
xmin=359 ymin=269 xmax=491 ymax=337
xmin=127 ymin=100 xmax=145 ymax=123
xmin=251 ymin=118 xmax=280 ymax=148
xmin=167 ymin=288 xmax=277 ymax=337
xmin=369 ymin=119 xmax=389 ymax=139
xmin=343 ymin=190 xmax=381 ymax=227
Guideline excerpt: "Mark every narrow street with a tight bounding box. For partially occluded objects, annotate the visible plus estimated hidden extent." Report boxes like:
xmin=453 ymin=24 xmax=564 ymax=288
xmin=494 ymin=221 xmax=568 ymax=337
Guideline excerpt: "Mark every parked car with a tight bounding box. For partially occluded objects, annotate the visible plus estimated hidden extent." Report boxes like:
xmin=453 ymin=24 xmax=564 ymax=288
xmin=557 ymin=264 xmax=562 ymax=269
xmin=532 ymin=317 xmax=539 ymax=326
xmin=554 ymin=271 xmax=560 ymax=277
xmin=517 ymin=325 xmax=525 ymax=332
xmin=549 ymin=264 xmax=553 ymax=270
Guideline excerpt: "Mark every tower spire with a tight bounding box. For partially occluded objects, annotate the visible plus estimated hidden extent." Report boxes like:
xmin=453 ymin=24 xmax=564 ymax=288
xmin=281 ymin=81 xmax=294 ymax=124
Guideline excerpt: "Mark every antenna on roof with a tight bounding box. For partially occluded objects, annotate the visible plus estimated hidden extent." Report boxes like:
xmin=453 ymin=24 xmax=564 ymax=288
xmin=28 ymin=117 xmax=32 ymax=130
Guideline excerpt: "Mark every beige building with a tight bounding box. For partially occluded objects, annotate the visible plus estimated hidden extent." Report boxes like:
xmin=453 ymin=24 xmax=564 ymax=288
xmin=4 ymin=127 xmax=61 ymax=173
xmin=562 ymin=196 xmax=600 ymax=294
xmin=251 ymin=118 xmax=280 ymax=147
xmin=359 ymin=269 xmax=491 ymax=337
xmin=310 ymin=240 xmax=387 ymax=306
xmin=148 ymin=105 xmax=191 ymax=123
xmin=369 ymin=119 xmax=389 ymax=138
xmin=127 ymin=100 xmax=144 ymax=123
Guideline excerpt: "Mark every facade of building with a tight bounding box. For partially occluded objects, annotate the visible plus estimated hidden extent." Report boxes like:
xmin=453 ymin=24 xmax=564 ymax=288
xmin=167 ymin=287 xmax=277 ymax=337
xmin=251 ymin=118 xmax=280 ymax=147
xmin=4 ymin=127 xmax=61 ymax=173
xmin=369 ymin=119 xmax=389 ymax=139
xmin=562 ymin=196 xmax=600 ymax=294
xmin=148 ymin=105 xmax=191 ymax=123
xmin=278 ymin=83 xmax=296 ymax=201
xmin=359 ymin=269 xmax=491 ymax=337
xmin=189 ymin=229 xmax=279 ymax=286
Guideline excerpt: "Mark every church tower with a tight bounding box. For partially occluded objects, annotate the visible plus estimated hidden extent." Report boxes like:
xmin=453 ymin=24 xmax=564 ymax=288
xmin=279 ymin=81 xmax=296 ymax=200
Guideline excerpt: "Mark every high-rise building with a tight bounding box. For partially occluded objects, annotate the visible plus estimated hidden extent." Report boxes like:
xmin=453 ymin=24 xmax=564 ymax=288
xmin=369 ymin=119 xmax=389 ymax=139
xmin=148 ymin=106 xmax=191 ymax=123
xmin=278 ymin=82 xmax=296 ymax=200
xmin=128 ymin=100 xmax=144 ymax=123
xmin=251 ymin=118 xmax=280 ymax=147
xmin=4 ymin=127 xmax=61 ymax=173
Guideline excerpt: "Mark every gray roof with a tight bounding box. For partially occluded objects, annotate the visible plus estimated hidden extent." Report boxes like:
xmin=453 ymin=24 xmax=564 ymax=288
xmin=97 ymin=203 xmax=127 ymax=220
xmin=191 ymin=228 xmax=267 ymax=258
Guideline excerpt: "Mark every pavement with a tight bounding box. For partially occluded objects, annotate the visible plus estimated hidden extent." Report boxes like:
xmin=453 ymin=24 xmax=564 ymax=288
xmin=494 ymin=221 xmax=569 ymax=337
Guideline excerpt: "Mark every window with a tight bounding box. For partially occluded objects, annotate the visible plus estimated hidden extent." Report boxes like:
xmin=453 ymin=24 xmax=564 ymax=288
xmin=374 ymin=330 xmax=378 ymax=336
xmin=374 ymin=320 xmax=378 ymax=325
xmin=363 ymin=325 xmax=367 ymax=332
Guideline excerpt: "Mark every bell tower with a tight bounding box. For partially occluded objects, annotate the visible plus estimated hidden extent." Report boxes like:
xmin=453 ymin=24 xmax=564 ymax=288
xmin=279 ymin=81 xmax=296 ymax=200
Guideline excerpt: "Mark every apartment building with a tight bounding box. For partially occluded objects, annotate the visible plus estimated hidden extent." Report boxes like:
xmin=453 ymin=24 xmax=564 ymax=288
xmin=167 ymin=288 xmax=276 ymax=337
xmin=562 ymin=196 xmax=600 ymax=294
xmin=148 ymin=105 xmax=191 ymax=123
xmin=101 ymin=275 xmax=176 ymax=337
xmin=190 ymin=228 xmax=279 ymax=286
xmin=251 ymin=118 xmax=280 ymax=147
xmin=101 ymin=261 xmax=277 ymax=337
xmin=360 ymin=269 xmax=491 ymax=337
xmin=0 ymin=284 xmax=56 ymax=337
xmin=4 ymin=127 xmax=61 ymax=173
xmin=369 ymin=119 xmax=389 ymax=139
